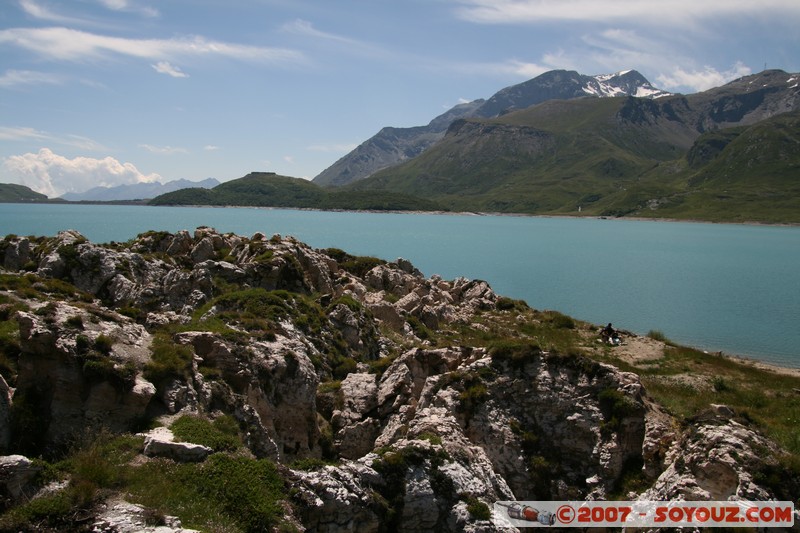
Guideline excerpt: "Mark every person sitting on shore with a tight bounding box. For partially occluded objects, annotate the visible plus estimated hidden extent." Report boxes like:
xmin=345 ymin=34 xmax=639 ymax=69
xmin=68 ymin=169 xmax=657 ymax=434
xmin=601 ymin=323 xmax=621 ymax=345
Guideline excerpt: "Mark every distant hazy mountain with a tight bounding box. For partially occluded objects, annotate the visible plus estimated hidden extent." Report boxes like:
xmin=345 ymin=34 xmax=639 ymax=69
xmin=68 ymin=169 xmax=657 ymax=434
xmin=313 ymin=69 xmax=670 ymax=187
xmin=60 ymin=178 xmax=220 ymax=201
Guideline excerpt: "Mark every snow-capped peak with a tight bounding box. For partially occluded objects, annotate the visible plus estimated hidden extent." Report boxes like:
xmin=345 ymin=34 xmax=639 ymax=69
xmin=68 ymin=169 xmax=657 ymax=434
xmin=582 ymin=70 xmax=671 ymax=99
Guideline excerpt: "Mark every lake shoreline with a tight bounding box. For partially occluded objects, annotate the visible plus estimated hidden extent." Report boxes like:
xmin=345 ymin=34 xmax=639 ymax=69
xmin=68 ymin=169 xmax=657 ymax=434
xmin=2 ymin=202 xmax=797 ymax=370
xmin=7 ymin=200 xmax=800 ymax=228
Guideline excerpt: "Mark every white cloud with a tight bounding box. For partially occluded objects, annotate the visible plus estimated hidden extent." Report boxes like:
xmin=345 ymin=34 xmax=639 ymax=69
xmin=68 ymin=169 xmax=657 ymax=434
xmin=0 ymin=126 xmax=49 ymax=141
xmin=2 ymin=148 xmax=161 ymax=197
xmin=0 ymin=27 xmax=305 ymax=65
xmin=96 ymin=0 xmax=159 ymax=18
xmin=448 ymin=58 xmax=549 ymax=79
xmin=18 ymin=0 xmax=89 ymax=25
xmin=282 ymin=19 xmax=361 ymax=46
xmin=0 ymin=125 xmax=106 ymax=150
xmin=451 ymin=0 xmax=800 ymax=26
xmin=203 ymin=145 xmax=220 ymax=151
xmin=0 ymin=69 xmax=63 ymax=88
xmin=62 ymin=135 xmax=107 ymax=151
xmin=281 ymin=19 xmax=395 ymax=60
xmin=152 ymin=61 xmax=188 ymax=78
xmin=139 ymin=144 xmax=189 ymax=155
xmin=657 ymin=62 xmax=752 ymax=92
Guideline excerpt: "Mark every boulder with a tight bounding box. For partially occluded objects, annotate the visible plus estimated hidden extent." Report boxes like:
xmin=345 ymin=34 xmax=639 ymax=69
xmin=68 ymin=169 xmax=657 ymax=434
xmin=142 ymin=427 xmax=212 ymax=463
xmin=0 ymin=455 xmax=42 ymax=509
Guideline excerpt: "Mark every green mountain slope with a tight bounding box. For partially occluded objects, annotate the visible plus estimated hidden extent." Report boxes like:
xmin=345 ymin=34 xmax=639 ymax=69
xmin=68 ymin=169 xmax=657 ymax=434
xmin=350 ymin=97 xmax=689 ymax=214
xmin=629 ymin=111 xmax=800 ymax=222
xmin=0 ymin=183 xmax=48 ymax=202
xmin=349 ymin=71 xmax=800 ymax=223
xmin=150 ymin=172 xmax=443 ymax=211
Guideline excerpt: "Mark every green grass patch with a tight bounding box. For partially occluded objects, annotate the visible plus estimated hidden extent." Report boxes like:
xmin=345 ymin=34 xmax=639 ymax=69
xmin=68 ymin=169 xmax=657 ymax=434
xmin=621 ymin=345 xmax=800 ymax=455
xmin=170 ymin=415 xmax=242 ymax=452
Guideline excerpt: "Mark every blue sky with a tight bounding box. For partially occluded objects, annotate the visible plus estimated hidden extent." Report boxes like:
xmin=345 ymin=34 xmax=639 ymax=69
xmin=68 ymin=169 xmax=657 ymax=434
xmin=1 ymin=0 xmax=799 ymax=197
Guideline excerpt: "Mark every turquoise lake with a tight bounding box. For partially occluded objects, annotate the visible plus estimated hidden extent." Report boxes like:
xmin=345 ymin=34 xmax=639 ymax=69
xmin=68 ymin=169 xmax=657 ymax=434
xmin=1 ymin=203 xmax=799 ymax=368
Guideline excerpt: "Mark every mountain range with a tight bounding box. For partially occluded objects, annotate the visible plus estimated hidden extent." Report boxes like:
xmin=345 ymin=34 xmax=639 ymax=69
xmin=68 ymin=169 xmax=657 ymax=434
xmin=344 ymin=69 xmax=800 ymax=222
xmin=59 ymin=178 xmax=220 ymax=202
xmin=313 ymin=69 xmax=671 ymax=187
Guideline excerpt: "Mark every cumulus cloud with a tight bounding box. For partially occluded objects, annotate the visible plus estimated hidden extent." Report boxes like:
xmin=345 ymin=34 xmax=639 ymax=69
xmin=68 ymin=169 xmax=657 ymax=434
xmin=451 ymin=0 xmax=800 ymax=25
xmin=0 ymin=26 xmax=305 ymax=65
xmin=152 ymin=61 xmax=188 ymax=78
xmin=203 ymin=145 xmax=220 ymax=151
xmin=657 ymin=62 xmax=752 ymax=92
xmin=2 ymin=148 xmax=161 ymax=197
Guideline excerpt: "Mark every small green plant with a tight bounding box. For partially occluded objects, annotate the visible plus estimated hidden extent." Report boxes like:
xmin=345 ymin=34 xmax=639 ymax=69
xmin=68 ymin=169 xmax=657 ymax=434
xmin=65 ymin=315 xmax=84 ymax=329
xmin=465 ymin=496 xmax=491 ymax=520
xmin=647 ymin=329 xmax=670 ymax=342
xmin=711 ymin=376 xmax=732 ymax=392
xmin=417 ymin=432 xmax=443 ymax=446
xmin=75 ymin=334 xmax=91 ymax=354
xmin=93 ymin=334 xmax=114 ymax=355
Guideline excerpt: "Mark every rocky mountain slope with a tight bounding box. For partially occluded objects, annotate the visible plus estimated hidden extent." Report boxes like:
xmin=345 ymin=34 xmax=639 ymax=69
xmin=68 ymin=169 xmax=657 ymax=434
xmin=352 ymin=69 xmax=800 ymax=222
xmin=0 ymin=229 xmax=798 ymax=531
xmin=313 ymin=70 xmax=668 ymax=187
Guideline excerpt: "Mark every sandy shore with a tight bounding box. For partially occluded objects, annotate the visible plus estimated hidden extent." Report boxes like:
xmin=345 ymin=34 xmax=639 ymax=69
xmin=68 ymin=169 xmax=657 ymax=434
xmin=602 ymin=331 xmax=800 ymax=378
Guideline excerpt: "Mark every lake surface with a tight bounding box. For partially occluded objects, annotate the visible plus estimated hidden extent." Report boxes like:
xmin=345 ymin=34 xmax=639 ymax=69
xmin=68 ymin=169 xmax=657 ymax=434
xmin=2 ymin=203 xmax=799 ymax=368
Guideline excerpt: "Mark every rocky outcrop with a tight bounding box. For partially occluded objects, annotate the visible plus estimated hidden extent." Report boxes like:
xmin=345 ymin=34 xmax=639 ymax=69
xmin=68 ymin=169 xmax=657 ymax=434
xmin=13 ymin=302 xmax=155 ymax=452
xmin=642 ymin=405 xmax=782 ymax=501
xmin=174 ymin=330 xmax=320 ymax=462
xmin=92 ymin=498 xmax=201 ymax=533
xmin=0 ymin=228 xmax=793 ymax=531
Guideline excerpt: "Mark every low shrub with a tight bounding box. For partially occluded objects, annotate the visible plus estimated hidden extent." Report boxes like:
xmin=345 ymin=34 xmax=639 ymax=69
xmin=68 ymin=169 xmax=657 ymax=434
xmin=170 ymin=415 xmax=241 ymax=452
xmin=143 ymin=334 xmax=194 ymax=385
xmin=647 ymin=329 xmax=670 ymax=343
xmin=93 ymin=334 xmax=114 ymax=355
xmin=489 ymin=341 xmax=541 ymax=370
